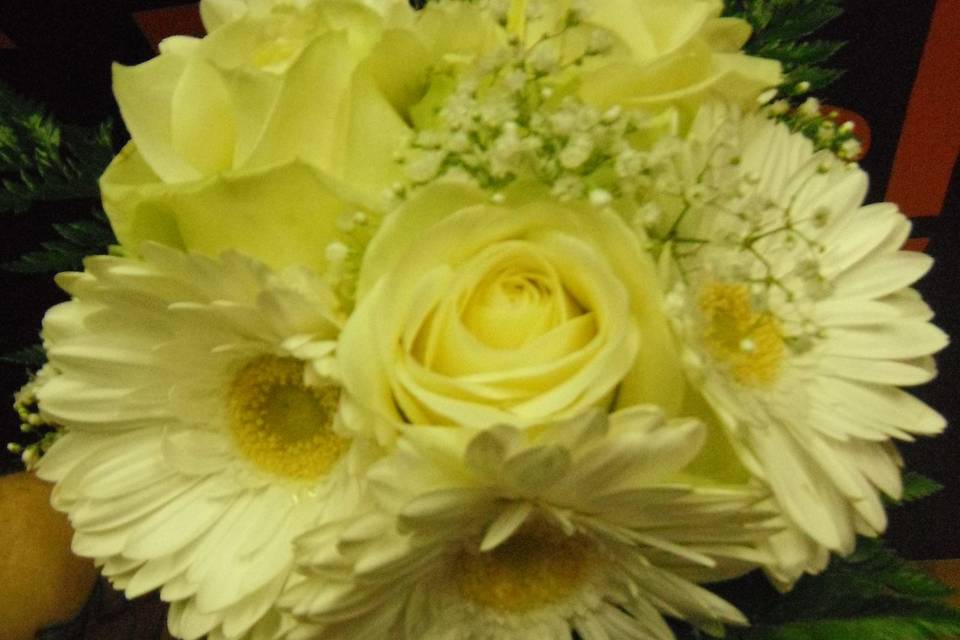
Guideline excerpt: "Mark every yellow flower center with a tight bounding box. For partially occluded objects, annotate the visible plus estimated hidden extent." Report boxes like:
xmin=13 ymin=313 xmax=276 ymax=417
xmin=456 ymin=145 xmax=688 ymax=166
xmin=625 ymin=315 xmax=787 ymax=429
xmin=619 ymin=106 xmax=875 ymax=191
xmin=698 ymin=282 xmax=784 ymax=387
xmin=227 ymin=355 xmax=348 ymax=480
xmin=456 ymin=521 xmax=594 ymax=613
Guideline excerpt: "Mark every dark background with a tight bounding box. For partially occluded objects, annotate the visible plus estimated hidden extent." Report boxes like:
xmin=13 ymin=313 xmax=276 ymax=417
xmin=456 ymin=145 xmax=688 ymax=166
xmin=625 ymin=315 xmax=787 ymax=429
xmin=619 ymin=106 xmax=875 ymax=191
xmin=0 ymin=0 xmax=957 ymax=559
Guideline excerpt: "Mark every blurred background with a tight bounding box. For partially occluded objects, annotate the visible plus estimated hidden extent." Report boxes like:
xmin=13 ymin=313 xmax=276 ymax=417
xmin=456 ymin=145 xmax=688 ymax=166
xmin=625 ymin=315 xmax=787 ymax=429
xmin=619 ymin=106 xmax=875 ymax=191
xmin=0 ymin=0 xmax=957 ymax=567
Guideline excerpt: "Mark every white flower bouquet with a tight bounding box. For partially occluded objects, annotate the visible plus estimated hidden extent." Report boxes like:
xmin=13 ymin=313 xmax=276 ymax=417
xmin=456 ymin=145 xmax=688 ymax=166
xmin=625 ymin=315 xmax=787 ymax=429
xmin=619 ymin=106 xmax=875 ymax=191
xmin=4 ymin=0 xmax=955 ymax=638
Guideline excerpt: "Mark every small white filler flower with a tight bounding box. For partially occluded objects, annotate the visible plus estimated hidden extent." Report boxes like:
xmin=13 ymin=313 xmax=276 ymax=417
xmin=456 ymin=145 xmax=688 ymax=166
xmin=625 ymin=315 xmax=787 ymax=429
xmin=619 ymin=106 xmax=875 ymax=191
xmin=282 ymin=408 xmax=771 ymax=640
xmin=34 ymin=244 xmax=368 ymax=640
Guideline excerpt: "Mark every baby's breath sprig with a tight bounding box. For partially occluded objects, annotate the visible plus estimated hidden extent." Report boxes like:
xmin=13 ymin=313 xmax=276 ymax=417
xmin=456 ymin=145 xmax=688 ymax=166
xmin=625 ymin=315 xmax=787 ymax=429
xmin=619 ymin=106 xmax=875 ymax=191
xmin=760 ymin=87 xmax=864 ymax=161
xmin=8 ymin=366 xmax=60 ymax=470
xmin=323 ymin=209 xmax=382 ymax=313
xmin=394 ymin=16 xmax=675 ymax=207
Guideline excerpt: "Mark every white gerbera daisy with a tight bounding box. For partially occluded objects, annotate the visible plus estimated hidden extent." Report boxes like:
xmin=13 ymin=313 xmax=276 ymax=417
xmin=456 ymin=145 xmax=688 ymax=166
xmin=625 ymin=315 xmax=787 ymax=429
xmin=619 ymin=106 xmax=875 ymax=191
xmin=646 ymin=104 xmax=948 ymax=584
xmin=34 ymin=243 xmax=368 ymax=640
xmin=283 ymin=408 xmax=771 ymax=640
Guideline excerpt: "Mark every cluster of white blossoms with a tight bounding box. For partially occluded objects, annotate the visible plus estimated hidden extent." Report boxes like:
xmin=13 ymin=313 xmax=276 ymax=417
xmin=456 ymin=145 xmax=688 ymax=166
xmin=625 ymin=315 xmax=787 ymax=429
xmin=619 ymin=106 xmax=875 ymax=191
xmin=22 ymin=0 xmax=947 ymax=638
xmin=395 ymin=17 xmax=677 ymax=206
xmin=399 ymin=64 xmax=686 ymax=212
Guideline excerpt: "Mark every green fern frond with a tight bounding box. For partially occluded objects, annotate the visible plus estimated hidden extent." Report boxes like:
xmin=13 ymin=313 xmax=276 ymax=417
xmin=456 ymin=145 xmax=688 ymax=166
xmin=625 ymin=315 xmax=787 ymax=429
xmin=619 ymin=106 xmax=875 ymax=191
xmin=899 ymin=472 xmax=945 ymax=504
xmin=846 ymin=540 xmax=954 ymax=601
xmin=0 ymin=82 xmax=113 ymax=214
xmin=752 ymin=40 xmax=845 ymax=67
xmin=727 ymin=0 xmax=842 ymax=43
xmin=723 ymin=0 xmax=845 ymax=90
xmin=0 ymin=344 xmax=46 ymax=368
xmin=3 ymin=213 xmax=114 ymax=273
xmin=734 ymin=603 xmax=960 ymax=640
xmin=709 ymin=538 xmax=960 ymax=640
xmin=5 ymin=240 xmax=93 ymax=273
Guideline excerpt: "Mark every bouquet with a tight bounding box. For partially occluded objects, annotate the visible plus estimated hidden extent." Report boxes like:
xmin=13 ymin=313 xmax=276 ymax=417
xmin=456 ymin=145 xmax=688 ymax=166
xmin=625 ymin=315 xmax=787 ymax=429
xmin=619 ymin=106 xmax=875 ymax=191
xmin=3 ymin=0 xmax=957 ymax=638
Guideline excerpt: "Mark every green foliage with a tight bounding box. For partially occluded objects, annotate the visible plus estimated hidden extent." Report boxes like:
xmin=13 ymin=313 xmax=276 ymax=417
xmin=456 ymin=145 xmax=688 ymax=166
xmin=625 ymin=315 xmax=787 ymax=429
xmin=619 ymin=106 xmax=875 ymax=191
xmin=753 ymin=40 xmax=844 ymax=68
xmin=0 ymin=82 xmax=117 ymax=274
xmin=724 ymin=0 xmax=842 ymax=42
xmin=0 ymin=344 xmax=46 ymax=368
xmin=0 ymin=83 xmax=114 ymax=214
xmin=3 ymin=212 xmax=114 ymax=274
xmin=899 ymin=472 xmax=945 ymax=504
xmin=732 ymin=606 xmax=960 ymax=640
xmin=0 ymin=82 xmax=115 ymax=384
xmin=700 ymin=538 xmax=960 ymax=640
xmin=723 ymin=0 xmax=845 ymax=90
xmin=670 ymin=472 xmax=954 ymax=640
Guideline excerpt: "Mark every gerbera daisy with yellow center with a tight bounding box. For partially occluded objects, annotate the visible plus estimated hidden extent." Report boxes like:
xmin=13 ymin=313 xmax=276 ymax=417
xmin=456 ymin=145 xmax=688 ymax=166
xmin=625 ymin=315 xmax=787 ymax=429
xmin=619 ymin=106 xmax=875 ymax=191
xmin=282 ymin=408 xmax=771 ymax=639
xmin=648 ymin=103 xmax=949 ymax=584
xmin=35 ymin=244 xmax=369 ymax=640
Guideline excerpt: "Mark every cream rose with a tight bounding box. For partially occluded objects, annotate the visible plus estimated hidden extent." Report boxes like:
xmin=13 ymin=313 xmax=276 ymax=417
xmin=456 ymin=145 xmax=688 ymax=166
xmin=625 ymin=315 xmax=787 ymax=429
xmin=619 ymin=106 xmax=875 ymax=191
xmin=110 ymin=0 xmax=410 ymax=188
xmin=339 ymin=183 xmax=684 ymax=435
xmin=100 ymin=0 xmax=423 ymax=272
xmin=519 ymin=0 xmax=782 ymax=125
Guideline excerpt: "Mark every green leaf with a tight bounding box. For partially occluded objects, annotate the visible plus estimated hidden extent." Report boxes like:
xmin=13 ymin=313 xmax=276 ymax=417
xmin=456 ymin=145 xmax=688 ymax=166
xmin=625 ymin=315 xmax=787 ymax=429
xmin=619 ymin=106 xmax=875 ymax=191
xmin=900 ymin=472 xmax=945 ymax=503
xmin=712 ymin=537 xmax=960 ymax=640
xmin=4 ymin=240 xmax=88 ymax=273
xmin=734 ymin=602 xmax=960 ymax=640
xmin=0 ymin=344 xmax=46 ymax=368
xmin=848 ymin=539 xmax=954 ymax=601
xmin=753 ymin=40 xmax=845 ymax=67
xmin=756 ymin=3 xmax=842 ymax=44
xmin=724 ymin=0 xmax=842 ymax=41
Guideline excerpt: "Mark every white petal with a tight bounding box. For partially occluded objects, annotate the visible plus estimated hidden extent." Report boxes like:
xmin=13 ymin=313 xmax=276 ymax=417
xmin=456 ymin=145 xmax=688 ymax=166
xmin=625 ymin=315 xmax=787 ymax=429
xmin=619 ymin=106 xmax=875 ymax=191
xmin=832 ymin=252 xmax=932 ymax=300
xmin=502 ymin=445 xmax=572 ymax=493
xmin=822 ymin=321 xmax=947 ymax=360
xmin=817 ymin=354 xmax=936 ymax=386
xmin=749 ymin=423 xmax=853 ymax=551
xmin=480 ymin=501 xmax=533 ymax=551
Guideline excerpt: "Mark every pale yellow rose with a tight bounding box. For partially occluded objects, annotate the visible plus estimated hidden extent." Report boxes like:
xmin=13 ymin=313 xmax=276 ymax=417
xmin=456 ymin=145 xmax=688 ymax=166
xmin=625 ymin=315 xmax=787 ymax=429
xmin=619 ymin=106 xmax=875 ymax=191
xmin=200 ymin=0 xmax=322 ymax=32
xmin=338 ymin=183 xmax=685 ymax=437
xmin=102 ymin=152 xmax=375 ymax=274
xmin=112 ymin=0 xmax=413 ymax=186
xmin=534 ymin=0 xmax=782 ymax=120
xmin=100 ymin=0 xmax=423 ymax=271
xmin=586 ymin=0 xmax=780 ymax=112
